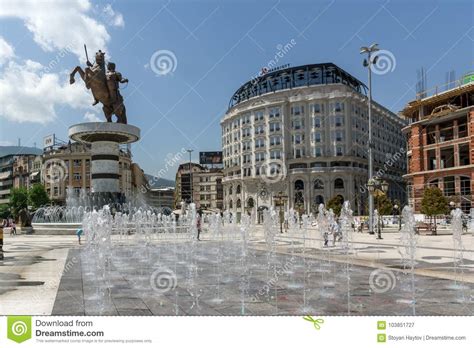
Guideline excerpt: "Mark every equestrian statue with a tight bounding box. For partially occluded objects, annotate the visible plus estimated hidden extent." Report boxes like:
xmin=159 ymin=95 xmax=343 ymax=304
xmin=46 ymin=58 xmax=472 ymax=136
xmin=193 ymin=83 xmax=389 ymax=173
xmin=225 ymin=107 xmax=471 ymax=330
xmin=70 ymin=45 xmax=128 ymax=124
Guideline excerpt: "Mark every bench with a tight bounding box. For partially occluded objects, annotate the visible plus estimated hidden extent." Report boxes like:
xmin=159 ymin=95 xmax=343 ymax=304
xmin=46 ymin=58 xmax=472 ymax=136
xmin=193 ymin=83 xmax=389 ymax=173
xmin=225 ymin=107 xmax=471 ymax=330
xmin=416 ymin=222 xmax=437 ymax=235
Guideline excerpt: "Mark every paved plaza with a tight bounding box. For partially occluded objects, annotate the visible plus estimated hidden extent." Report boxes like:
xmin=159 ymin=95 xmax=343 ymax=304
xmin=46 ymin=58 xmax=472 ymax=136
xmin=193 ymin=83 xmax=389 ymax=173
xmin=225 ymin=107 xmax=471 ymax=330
xmin=1 ymin=227 xmax=473 ymax=316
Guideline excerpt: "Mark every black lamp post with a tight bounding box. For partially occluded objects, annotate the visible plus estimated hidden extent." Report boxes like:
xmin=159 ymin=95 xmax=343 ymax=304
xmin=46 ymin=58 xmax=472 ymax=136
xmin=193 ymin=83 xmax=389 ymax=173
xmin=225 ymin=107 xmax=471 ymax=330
xmin=367 ymin=178 xmax=389 ymax=239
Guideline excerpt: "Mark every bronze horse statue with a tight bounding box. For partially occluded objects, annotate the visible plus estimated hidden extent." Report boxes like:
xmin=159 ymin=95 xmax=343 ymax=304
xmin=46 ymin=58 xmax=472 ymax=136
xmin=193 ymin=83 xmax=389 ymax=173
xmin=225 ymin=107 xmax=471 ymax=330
xmin=70 ymin=49 xmax=128 ymax=124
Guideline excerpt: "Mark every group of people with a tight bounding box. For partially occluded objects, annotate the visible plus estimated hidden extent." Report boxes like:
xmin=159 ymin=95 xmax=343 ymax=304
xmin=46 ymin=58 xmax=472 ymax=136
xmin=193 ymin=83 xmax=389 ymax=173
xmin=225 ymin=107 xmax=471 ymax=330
xmin=322 ymin=219 xmax=343 ymax=247
xmin=1 ymin=218 xmax=17 ymax=236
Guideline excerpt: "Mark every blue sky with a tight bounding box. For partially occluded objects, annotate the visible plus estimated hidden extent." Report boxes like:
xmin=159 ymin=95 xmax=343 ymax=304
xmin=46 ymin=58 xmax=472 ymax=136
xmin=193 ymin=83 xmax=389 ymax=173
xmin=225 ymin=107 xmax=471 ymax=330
xmin=0 ymin=0 xmax=472 ymax=179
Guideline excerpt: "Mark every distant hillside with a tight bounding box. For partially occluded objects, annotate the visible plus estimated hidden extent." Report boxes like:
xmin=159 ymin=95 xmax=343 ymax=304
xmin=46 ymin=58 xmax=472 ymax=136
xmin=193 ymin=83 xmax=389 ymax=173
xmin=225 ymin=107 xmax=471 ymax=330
xmin=145 ymin=174 xmax=175 ymax=189
xmin=0 ymin=146 xmax=42 ymax=158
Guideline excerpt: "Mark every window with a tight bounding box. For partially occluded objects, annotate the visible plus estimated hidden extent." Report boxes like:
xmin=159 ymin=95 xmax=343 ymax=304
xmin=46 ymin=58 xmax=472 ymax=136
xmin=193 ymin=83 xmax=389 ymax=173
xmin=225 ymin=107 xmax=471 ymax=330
xmin=73 ymin=173 xmax=81 ymax=180
xmin=255 ymin=125 xmax=265 ymax=134
xmin=314 ymin=147 xmax=322 ymax=157
xmin=440 ymin=147 xmax=455 ymax=168
xmin=243 ymin=154 xmax=251 ymax=164
xmin=269 ymin=122 xmax=281 ymax=132
xmin=236 ymin=185 xmax=241 ymax=194
xmin=242 ymin=128 xmax=251 ymax=137
xmin=330 ymin=102 xmax=344 ymax=113
xmin=242 ymin=141 xmax=251 ymax=151
xmin=254 ymin=110 xmax=264 ymax=121
xmin=459 ymin=144 xmax=470 ymax=166
xmin=314 ymin=179 xmax=324 ymax=189
xmin=334 ymin=178 xmax=344 ymax=189
xmin=269 ymin=107 xmax=280 ymax=118
xmin=313 ymin=132 xmax=322 ymax=143
xmin=270 ymin=150 xmax=281 ymax=159
xmin=335 ymin=115 xmax=344 ymax=127
xmin=295 ymin=148 xmax=305 ymax=158
xmin=270 ymin=136 xmax=282 ymax=146
xmin=292 ymin=118 xmax=304 ymax=130
xmin=336 ymin=146 xmax=343 ymax=156
xmin=255 ymin=152 xmax=265 ymax=162
xmin=229 ymin=185 xmax=233 ymax=195
xmin=460 ymin=176 xmax=471 ymax=195
xmin=293 ymin=133 xmax=304 ymax=144
xmin=255 ymin=138 xmax=265 ymax=148
xmin=443 ymin=176 xmax=455 ymax=195
xmin=73 ymin=159 xmax=81 ymax=167
xmin=291 ymin=105 xmax=304 ymax=116
xmin=311 ymin=103 xmax=323 ymax=114
xmin=313 ymin=117 xmax=321 ymax=128
xmin=332 ymin=130 xmax=344 ymax=142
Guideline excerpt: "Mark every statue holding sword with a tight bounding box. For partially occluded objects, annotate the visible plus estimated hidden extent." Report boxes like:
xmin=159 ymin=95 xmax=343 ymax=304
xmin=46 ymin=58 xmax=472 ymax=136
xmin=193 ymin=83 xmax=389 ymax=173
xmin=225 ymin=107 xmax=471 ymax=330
xmin=69 ymin=45 xmax=128 ymax=124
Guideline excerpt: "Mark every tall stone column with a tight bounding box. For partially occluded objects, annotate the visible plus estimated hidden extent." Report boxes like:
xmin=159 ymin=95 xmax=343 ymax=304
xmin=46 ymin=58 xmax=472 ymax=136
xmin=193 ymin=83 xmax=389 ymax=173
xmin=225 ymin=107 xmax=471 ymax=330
xmin=69 ymin=122 xmax=140 ymax=204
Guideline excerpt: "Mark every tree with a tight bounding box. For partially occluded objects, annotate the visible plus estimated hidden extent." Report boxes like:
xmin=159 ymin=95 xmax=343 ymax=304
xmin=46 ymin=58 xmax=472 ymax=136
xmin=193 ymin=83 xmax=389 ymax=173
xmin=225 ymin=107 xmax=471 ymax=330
xmin=327 ymin=195 xmax=344 ymax=216
xmin=0 ymin=204 xmax=11 ymax=220
xmin=374 ymin=194 xmax=393 ymax=215
xmin=28 ymin=184 xmax=50 ymax=210
xmin=420 ymin=187 xmax=448 ymax=234
xmin=9 ymin=187 xmax=28 ymax=218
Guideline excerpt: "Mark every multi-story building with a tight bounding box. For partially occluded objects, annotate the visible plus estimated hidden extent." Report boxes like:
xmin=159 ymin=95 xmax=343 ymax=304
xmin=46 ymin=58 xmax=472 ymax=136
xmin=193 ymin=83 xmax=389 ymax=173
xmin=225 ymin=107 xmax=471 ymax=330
xmin=221 ymin=63 xmax=406 ymax=220
xmin=401 ymin=76 xmax=473 ymax=213
xmin=12 ymin=154 xmax=43 ymax=189
xmin=175 ymin=163 xmax=223 ymax=211
xmin=42 ymin=142 xmax=133 ymax=204
xmin=146 ymin=187 xmax=175 ymax=210
xmin=0 ymin=146 xmax=42 ymax=205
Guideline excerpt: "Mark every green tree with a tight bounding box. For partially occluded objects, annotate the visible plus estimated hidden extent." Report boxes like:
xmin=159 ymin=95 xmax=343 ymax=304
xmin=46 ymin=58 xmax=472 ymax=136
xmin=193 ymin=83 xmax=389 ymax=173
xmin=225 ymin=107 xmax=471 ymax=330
xmin=420 ymin=186 xmax=448 ymax=234
xmin=0 ymin=204 xmax=11 ymax=219
xmin=327 ymin=195 xmax=344 ymax=216
xmin=28 ymin=184 xmax=50 ymax=210
xmin=9 ymin=187 xmax=28 ymax=218
xmin=374 ymin=194 xmax=393 ymax=215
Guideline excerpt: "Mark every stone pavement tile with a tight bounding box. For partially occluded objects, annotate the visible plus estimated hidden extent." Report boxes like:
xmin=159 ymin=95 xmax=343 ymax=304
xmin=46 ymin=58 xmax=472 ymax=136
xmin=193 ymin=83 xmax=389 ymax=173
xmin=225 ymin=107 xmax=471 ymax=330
xmin=113 ymin=298 xmax=149 ymax=310
xmin=117 ymin=309 xmax=153 ymax=316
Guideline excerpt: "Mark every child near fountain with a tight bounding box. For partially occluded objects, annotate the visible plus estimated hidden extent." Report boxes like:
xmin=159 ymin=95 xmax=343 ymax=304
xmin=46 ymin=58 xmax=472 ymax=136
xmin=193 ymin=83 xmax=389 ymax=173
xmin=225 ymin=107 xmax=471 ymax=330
xmin=76 ymin=228 xmax=83 ymax=245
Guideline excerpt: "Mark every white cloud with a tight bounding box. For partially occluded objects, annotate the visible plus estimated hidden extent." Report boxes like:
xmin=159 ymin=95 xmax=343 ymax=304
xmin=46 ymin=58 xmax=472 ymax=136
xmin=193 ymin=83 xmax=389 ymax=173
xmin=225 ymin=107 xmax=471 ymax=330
xmin=0 ymin=0 xmax=113 ymax=62
xmin=0 ymin=59 xmax=91 ymax=123
xmin=103 ymin=4 xmax=124 ymax=28
xmin=84 ymin=111 xmax=101 ymax=122
xmin=0 ymin=36 xmax=14 ymax=65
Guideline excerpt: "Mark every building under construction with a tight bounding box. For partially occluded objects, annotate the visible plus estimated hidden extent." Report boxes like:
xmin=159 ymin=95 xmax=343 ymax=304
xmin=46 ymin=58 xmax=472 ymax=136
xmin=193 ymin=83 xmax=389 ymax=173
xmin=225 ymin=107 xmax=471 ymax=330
xmin=401 ymin=73 xmax=474 ymax=213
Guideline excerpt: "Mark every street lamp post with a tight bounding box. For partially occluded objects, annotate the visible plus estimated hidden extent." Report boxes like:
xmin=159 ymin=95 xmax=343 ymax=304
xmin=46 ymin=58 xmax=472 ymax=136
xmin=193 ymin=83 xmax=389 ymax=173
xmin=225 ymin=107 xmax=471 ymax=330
xmin=274 ymin=191 xmax=288 ymax=234
xmin=360 ymin=43 xmax=380 ymax=235
xmin=367 ymin=178 xmax=389 ymax=240
xmin=394 ymin=204 xmax=401 ymax=231
xmin=186 ymin=149 xmax=194 ymax=203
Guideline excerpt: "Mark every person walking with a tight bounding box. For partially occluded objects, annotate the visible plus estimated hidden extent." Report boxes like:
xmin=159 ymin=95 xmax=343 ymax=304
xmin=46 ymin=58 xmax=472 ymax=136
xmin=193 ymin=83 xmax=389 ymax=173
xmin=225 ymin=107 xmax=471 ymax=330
xmin=12 ymin=221 xmax=16 ymax=236
xmin=196 ymin=211 xmax=202 ymax=241
xmin=0 ymin=221 xmax=4 ymax=260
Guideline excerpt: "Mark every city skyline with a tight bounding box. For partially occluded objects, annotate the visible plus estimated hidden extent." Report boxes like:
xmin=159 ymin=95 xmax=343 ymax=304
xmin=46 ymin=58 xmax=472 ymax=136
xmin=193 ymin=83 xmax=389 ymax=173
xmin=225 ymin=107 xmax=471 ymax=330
xmin=0 ymin=0 xmax=472 ymax=179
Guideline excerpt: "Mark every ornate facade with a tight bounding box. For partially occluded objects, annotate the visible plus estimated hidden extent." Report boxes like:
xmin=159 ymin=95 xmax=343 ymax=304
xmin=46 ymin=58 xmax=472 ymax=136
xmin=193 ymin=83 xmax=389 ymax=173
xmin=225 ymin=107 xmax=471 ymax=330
xmin=221 ymin=63 xmax=406 ymax=221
